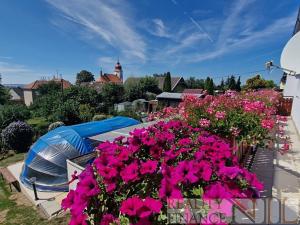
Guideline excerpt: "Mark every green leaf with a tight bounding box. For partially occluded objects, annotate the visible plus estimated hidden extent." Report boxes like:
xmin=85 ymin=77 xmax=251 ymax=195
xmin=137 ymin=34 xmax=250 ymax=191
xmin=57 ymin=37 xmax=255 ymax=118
xmin=192 ymin=186 xmax=203 ymax=197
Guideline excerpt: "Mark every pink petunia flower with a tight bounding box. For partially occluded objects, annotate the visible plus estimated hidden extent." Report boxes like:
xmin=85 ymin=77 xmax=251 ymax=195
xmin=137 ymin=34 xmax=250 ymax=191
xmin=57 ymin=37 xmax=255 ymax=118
xmin=137 ymin=197 xmax=162 ymax=218
xmin=159 ymin=178 xmax=183 ymax=200
xmin=140 ymin=160 xmax=158 ymax=175
xmin=120 ymin=196 xmax=143 ymax=216
xmin=77 ymin=175 xmax=100 ymax=197
xmin=204 ymin=182 xmax=232 ymax=199
xmin=120 ymin=161 xmax=139 ymax=183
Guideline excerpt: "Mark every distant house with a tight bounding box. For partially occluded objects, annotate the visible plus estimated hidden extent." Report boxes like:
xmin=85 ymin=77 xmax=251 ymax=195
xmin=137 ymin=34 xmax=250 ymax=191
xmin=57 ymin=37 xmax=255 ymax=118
xmin=114 ymin=101 xmax=132 ymax=112
xmin=23 ymin=78 xmax=72 ymax=106
xmin=8 ymin=87 xmax=24 ymax=103
xmin=156 ymin=92 xmax=204 ymax=107
xmin=155 ymin=76 xmax=186 ymax=92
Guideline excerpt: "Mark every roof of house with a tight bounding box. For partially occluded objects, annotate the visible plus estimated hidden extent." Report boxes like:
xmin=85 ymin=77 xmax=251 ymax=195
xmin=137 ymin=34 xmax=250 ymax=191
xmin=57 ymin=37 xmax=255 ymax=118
xmin=157 ymin=92 xmax=204 ymax=100
xmin=9 ymin=87 xmax=24 ymax=98
xmin=155 ymin=76 xmax=184 ymax=91
xmin=97 ymin=74 xmax=122 ymax=83
xmin=125 ymin=76 xmax=184 ymax=91
xmin=23 ymin=79 xmax=72 ymax=90
xmin=183 ymin=89 xmax=203 ymax=94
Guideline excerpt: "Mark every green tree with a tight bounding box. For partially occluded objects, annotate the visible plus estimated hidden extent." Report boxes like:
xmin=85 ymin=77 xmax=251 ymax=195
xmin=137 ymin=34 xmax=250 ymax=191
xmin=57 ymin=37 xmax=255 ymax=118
xmin=205 ymin=77 xmax=214 ymax=95
xmin=52 ymin=99 xmax=81 ymax=125
xmin=37 ymin=80 xmax=62 ymax=95
xmin=163 ymin=72 xmax=172 ymax=92
xmin=140 ymin=76 xmax=161 ymax=94
xmin=219 ymin=78 xmax=225 ymax=90
xmin=245 ymin=75 xmax=276 ymax=90
xmin=0 ymin=85 xmax=10 ymax=105
xmin=125 ymin=83 xmax=144 ymax=101
xmin=76 ymin=70 xmax=95 ymax=85
xmin=228 ymin=75 xmax=236 ymax=90
xmin=64 ymin=86 xmax=101 ymax=108
xmin=79 ymin=104 xmax=95 ymax=122
xmin=101 ymin=83 xmax=125 ymax=113
xmin=185 ymin=77 xmax=205 ymax=89
xmin=236 ymin=76 xmax=241 ymax=91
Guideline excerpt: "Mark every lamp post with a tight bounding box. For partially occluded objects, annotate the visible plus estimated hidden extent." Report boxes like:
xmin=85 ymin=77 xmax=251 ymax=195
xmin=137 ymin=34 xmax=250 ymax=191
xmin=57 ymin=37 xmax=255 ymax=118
xmin=30 ymin=177 xmax=39 ymax=201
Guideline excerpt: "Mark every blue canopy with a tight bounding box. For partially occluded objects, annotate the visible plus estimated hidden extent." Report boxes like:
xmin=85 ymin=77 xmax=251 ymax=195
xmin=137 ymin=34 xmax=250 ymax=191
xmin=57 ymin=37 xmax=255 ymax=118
xmin=20 ymin=116 xmax=140 ymax=192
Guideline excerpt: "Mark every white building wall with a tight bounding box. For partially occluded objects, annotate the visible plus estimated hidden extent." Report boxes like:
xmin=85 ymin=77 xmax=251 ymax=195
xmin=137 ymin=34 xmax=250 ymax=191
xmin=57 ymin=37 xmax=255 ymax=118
xmin=290 ymin=75 xmax=300 ymax=134
xmin=9 ymin=89 xmax=21 ymax=101
xmin=66 ymin=159 xmax=84 ymax=190
xmin=283 ymin=75 xmax=299 ymax=97
xmin=23 ymin=90 xmax=33 ymax=106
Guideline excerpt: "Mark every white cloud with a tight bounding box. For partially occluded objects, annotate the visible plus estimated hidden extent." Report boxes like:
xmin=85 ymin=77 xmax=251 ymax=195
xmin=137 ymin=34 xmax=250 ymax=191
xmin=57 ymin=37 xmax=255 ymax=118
xmin=0 ymin=61 xmax=31 ymax=73
xmin=187 ymin=1 xmax=297 ymax=63
xmin=46 ymin=0 xmax=146 ymax=62
xmin=166 ymin=32 xmax=207 ymax=54
xmin=141 ymin=18 xmax=171 ymax=38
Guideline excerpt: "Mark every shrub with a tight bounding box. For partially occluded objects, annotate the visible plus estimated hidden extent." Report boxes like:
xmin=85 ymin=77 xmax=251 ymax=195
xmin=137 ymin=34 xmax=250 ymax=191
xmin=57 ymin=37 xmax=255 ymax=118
xmin=1 ymin=121 xmax=34 ymax=153
xmin=27 ymin=117 xmax=50 ymax=137
xmin=0 ymin=104 xmax=31 ymax=130
xmin=92 ymin=114 xmax=109 ymax=121
xmin=79 ymin=104 xmax=95 ymax=122
xmin=48 ymin=121 xmax=65 ymax=131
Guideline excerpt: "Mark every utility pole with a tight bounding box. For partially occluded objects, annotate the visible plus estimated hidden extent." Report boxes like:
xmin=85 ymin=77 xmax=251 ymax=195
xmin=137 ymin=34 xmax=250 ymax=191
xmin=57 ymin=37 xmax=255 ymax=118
xmin=60 ymin=74 xmax=64 ymax=117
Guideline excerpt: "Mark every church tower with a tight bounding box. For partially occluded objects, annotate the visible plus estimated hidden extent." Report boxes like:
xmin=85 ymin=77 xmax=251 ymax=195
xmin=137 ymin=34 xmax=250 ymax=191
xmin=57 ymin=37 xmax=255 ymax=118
xmin=114 ymin=60 xmax=123 ymax=82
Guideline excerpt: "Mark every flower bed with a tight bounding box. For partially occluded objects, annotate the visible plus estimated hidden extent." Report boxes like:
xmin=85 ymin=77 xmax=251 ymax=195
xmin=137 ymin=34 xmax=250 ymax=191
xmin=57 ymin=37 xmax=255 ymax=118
xmin=62 ymin=90 xmax=281 ymax=225
xmin=62 ymin=120 xmax=263 ymax=225
xmin=149 ymin=90 xmax=280 ymax=146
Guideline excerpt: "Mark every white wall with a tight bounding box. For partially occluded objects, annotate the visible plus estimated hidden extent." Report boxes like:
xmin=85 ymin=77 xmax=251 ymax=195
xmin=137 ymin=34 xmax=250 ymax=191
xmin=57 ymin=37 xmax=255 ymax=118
xmin=23 ymin=90 xmax=33 ymax=106
xmin=284 ymin=75 xmax=299 ymax=97
xmin=9 ymin=89 xmax=21 ymax=101
xmin=291 ymin=75 xmax=300 ymax=134
xmin=66 ymin=159 xmax=84 ymax=190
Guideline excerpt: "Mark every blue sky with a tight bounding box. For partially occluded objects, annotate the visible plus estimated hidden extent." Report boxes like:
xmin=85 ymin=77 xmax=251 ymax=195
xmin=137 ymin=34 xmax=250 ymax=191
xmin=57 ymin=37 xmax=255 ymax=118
xmin=0 ymin=0 xmax=299 ymax=84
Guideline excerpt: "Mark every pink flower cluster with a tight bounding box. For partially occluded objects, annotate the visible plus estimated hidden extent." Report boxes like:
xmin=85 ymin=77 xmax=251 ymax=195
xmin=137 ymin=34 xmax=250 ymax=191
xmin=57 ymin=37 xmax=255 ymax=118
xmin=149 ymin=90 xmax=280 ymax=143
xmin=199 ymin=118 xmax=211 ymax=128
xmin=62 ymin=120 xmax=263 ymax=225
xmin=215 ymin=111 xmax=226 ymax=120
xmin=261 ymin=119 xmax=275 ymax=130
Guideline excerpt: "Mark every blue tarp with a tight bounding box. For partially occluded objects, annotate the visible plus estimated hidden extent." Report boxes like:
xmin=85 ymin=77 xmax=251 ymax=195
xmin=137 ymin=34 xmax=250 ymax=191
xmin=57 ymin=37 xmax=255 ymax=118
xmin=20 ymin=116 xmax=140 ymax=192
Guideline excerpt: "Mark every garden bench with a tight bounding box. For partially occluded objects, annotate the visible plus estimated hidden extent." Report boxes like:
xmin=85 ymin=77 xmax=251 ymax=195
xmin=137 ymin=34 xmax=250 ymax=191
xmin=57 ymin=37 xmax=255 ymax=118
xmin=0 ymin=167 xmax=20 ymax=192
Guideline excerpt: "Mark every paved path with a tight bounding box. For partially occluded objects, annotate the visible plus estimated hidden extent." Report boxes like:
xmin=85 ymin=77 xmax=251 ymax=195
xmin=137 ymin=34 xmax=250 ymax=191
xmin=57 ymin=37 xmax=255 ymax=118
xmin=247 ymin=118 xmax=300 ymax=224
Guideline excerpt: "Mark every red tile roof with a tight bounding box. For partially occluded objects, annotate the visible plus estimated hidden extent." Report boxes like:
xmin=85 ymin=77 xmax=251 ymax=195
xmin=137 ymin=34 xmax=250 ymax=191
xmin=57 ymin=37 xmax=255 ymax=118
xmin=23 ymin=79 xmax=72 ymax=90
xmin=97 ymin=74 xmax=122 ymax=84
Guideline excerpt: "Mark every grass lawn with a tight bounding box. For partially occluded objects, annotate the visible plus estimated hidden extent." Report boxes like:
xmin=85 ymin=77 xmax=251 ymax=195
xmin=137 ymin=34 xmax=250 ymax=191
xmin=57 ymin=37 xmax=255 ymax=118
xmin=0 ymin=153 xmax=26 ymax=168
xmin=0 ymin=180 xmax=68 ymax=225
xmin=0 ymin=154 xmax=69 ymax=225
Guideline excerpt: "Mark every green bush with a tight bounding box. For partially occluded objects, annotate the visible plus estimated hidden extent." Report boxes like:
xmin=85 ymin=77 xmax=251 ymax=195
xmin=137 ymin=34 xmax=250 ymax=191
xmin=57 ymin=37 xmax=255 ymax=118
xmin=114 ymin=109 xmax=141 ymax=121
xmin=79 ymin=104 xmax=95 ymax=122
xmin=92 ymin=114 xmax=109 ymax=121
xmin=1 ymin=121 xmax=34 ymax=153
xmin=48 ymin=121 xmax=65 ymax=131
xmin=27 ymin=117 xmax=50 ymax=137
xmin=0 ymin=104 xmax=31 ymax=130
xmin=51 ymin=99 xmax=81 ymax=125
